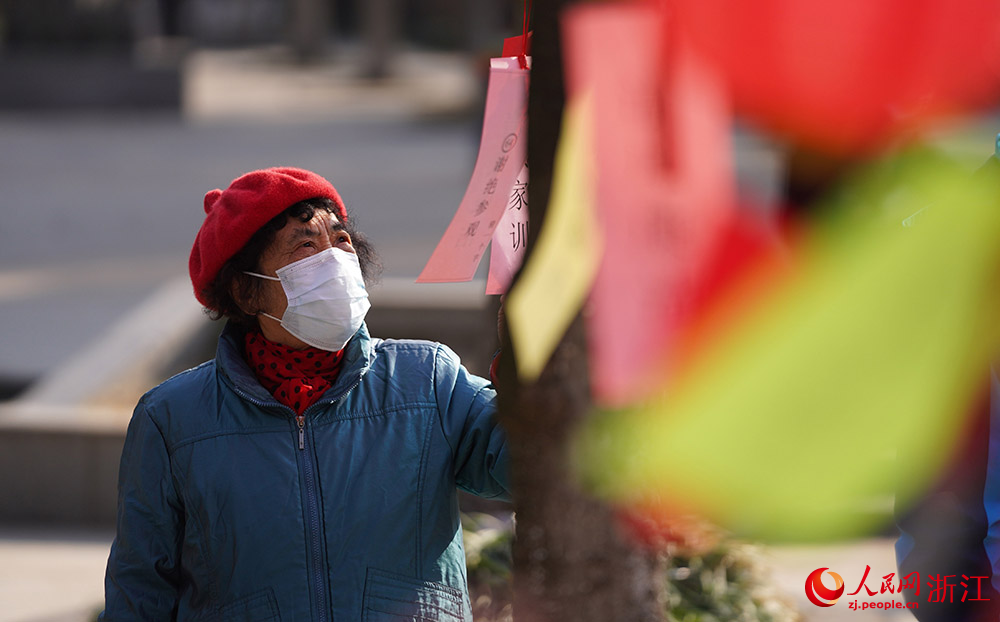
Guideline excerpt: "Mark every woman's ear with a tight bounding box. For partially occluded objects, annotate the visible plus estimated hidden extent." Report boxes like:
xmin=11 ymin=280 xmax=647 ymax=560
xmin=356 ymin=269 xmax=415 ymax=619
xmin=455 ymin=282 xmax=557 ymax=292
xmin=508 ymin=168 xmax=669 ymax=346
xmin=231 ymin=277 xmax=256 ymax=317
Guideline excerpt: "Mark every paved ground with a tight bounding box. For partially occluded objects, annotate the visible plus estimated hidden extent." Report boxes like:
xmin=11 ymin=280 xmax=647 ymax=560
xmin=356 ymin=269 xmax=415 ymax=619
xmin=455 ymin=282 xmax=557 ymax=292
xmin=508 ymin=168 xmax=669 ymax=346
xmin=0 ymin=527 xmax=112 ymax=622
xmin=0 ymin=113 xmax=487 ymax=384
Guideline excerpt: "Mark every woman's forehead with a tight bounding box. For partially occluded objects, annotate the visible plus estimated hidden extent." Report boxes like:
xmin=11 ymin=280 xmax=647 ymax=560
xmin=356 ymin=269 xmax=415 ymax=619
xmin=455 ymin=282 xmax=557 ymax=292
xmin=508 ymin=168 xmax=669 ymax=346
xmin=287 ymin=209 xmax=338 ymax=232
xmin=271 ymin=210 xmax=339 ymax=246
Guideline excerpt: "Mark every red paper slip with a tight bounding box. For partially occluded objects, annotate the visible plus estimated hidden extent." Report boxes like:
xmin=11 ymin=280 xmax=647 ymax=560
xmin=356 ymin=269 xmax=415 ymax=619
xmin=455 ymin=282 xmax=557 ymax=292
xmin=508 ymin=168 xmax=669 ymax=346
xmin=562 ymin=4 xmax=735 ymax=406
xmin=417 ymin=57 xmax=529 ymax=283
xmin=486 ymin=164 xmax=529 ymax=295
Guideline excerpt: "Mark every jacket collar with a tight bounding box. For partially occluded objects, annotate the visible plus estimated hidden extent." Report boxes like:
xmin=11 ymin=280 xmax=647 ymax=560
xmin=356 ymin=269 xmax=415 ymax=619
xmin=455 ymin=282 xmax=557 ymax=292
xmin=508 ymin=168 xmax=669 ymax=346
xmin=216 ymin=321 xmax=375 ymax=408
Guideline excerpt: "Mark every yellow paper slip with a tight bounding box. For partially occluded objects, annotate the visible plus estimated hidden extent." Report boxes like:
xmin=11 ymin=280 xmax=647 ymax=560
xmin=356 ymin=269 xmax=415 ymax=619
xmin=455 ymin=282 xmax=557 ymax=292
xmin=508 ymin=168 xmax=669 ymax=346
xmin=507 ymin=94 xmax=603 ymax=381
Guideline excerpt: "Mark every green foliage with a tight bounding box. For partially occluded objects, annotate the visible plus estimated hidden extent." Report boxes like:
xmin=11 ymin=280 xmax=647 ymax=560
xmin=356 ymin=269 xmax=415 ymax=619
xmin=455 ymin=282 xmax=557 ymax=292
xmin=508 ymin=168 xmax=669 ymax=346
xmin=463 ymin=512 xmax=514 ymax=622
xmin=664 ymin=541 xmax=801 ymax=622
xmin=461 ymin=512 xmax=801 ymax=622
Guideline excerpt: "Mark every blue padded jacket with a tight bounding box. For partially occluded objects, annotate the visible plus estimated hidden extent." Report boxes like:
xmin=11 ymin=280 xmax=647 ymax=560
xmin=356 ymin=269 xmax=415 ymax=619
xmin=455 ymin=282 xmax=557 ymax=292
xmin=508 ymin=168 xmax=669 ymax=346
xmin=100 ymin=322 xmax=508 ymax=621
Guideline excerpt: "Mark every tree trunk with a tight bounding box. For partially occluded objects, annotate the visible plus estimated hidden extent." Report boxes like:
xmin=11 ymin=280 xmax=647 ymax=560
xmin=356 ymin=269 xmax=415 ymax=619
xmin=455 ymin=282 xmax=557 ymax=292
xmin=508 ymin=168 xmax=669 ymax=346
xmin=498 ymin=1 xmax=667 ymax=620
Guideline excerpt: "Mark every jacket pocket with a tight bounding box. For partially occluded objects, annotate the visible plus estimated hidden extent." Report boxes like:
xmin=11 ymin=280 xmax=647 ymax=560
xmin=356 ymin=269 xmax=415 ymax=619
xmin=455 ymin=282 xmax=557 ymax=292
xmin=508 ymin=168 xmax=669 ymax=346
xmin=363 ymin=568 xmax=466 ymax=622
xmin=214 ymin=588 xmax=280 ymax=622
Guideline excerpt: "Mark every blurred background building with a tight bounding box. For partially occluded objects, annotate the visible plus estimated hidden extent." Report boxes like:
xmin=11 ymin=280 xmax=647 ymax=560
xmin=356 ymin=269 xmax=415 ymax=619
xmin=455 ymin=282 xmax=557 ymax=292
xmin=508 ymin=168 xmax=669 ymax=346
xmin=0 ymin=0 xmax=515 ymax=108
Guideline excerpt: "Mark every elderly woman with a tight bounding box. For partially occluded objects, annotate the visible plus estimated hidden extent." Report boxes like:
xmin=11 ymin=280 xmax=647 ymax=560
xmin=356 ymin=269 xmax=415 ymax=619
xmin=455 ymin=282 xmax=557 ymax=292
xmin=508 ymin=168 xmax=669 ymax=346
xmin=101 ymin=167 xmax=508 ymax=621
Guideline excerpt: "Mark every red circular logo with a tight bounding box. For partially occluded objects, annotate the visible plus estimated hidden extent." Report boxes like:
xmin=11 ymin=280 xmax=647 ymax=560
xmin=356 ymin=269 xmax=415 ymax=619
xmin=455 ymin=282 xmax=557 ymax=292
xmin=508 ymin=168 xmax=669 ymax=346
xmin=805 ymin=567 xmax=844 ymax=607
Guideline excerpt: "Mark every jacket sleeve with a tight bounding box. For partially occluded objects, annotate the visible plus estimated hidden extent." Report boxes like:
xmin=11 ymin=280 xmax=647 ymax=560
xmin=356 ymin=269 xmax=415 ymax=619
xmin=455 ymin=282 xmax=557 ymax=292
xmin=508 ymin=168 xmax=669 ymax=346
xmin=100 ymin=401 xmax=183 ymax=621
xmin=433 ymin=344 xmax=509 ymax=500
xmin=897 ymin=373 xmax=998 ymax=621
xmin=985 ymin=368 xmax=1000 ymax=597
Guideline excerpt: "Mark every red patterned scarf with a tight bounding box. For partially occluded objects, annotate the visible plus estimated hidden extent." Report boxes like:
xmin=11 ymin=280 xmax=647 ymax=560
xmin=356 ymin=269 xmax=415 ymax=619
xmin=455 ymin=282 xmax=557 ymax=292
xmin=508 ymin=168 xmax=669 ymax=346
xmin=244 ymin=331 xmax=344 ymax=415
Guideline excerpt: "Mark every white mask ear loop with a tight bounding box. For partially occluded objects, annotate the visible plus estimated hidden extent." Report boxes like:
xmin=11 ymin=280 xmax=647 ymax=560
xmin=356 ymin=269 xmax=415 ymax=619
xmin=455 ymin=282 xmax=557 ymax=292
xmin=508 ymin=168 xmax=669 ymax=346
xmin=243 ymin=271 xmax=284 ymax=324
xmin=243 ymin=270 xmax=280 ymax=281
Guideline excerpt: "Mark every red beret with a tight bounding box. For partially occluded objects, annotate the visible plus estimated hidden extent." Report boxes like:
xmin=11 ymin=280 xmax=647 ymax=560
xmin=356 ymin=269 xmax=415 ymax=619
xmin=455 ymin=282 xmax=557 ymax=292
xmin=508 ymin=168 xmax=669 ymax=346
xmin=189 ymin=167 xmax=348 ymax=309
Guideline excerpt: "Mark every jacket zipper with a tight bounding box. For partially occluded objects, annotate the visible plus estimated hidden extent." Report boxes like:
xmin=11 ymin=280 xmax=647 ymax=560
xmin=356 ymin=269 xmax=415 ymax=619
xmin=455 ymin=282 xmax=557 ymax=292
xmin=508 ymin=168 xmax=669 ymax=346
xmin=228 ymin=365 xmax=368 ymax=622
xmin=226 ymin=384 xmax=332 ymax=621
xmin=297 ymin=413 xmax=329 ymax=622
xmin=295 ymin=375 xmax=366 ymax=622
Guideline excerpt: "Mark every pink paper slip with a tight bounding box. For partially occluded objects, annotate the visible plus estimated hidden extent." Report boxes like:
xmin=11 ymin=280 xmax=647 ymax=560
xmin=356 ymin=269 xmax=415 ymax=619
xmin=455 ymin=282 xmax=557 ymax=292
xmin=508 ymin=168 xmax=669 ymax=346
xmin=417 ymin=57 xmax=529 ymax=283
xmin=563 ymin=4 xmax=735 ymax=406
xmin=486 ymin=164 xmax=529 ymax=295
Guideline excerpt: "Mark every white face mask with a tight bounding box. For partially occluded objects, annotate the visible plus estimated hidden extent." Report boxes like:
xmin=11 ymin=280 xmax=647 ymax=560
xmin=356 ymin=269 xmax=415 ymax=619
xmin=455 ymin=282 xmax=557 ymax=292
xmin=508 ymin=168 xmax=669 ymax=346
xmin=245 ymin=247 xmax=371 ymax=351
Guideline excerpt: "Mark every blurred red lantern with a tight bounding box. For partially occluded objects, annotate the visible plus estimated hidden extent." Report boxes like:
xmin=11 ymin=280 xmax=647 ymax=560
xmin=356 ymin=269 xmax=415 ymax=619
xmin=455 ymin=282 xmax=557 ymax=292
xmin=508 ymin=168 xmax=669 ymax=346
xmin=671 ymin=0 xmax=1000 ymax=153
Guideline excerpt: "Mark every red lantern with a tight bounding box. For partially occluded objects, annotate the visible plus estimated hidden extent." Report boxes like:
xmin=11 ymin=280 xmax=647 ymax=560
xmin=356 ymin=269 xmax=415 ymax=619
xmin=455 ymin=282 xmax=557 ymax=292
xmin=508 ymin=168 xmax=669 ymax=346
xmin=672 ymin=0 xmax=1000 ymax=153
